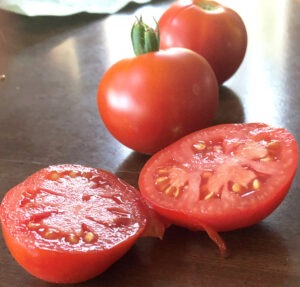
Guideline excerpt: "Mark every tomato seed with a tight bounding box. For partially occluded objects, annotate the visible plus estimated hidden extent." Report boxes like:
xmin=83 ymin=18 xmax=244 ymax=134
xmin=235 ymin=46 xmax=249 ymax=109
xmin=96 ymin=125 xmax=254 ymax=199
xmin=155 ymin=178 xmax=170 ymax=192
xmin=204 ymin=191 xmax=214 ymax=200
xmin=155 ymin=176 xmax=169 ymax=184
xmin=193 ymin=142 xmax=206 ymax=151
xmin=27 ymin=222 xmax=40 ymax=230
xmin=68 ymin=234 xmax=80 ymax=244
xmin=156 ymin=168 xmax=168 ymax=176
xmin=173 ymin=187 xmax=181 ymax=198
xmin=49 ymin=172 xmax=60 ymax=181
xmin=252 ymin=179 xmax=260 ymax=190
xmin=260 ymin=156 xmax=273 ymax=162
xmin=43 ymin=229 xmax=60 ymax=240
xmin=231 ymin=183 xmax=242 ymax=193
xmin=84 ymin=232 xmax=95 ymax=243
xmin=69 ymin=171 xmax=77 ymax=178
xmin=164 ymin=185 xmax=175 ymax=196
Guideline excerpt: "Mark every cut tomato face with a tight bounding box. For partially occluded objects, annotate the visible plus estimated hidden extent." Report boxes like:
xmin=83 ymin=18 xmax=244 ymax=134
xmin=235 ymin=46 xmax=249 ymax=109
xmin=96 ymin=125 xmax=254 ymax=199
xmin=0 ymin=164 xmax=160 ymax=284
xmin=139 ymin=123 xmax=298 ymax=252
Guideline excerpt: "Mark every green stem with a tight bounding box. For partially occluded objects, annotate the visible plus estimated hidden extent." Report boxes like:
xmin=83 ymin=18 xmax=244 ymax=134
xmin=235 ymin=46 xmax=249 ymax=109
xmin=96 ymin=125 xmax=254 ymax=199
xmin=131 ymin=16 xmax=160 ymax=56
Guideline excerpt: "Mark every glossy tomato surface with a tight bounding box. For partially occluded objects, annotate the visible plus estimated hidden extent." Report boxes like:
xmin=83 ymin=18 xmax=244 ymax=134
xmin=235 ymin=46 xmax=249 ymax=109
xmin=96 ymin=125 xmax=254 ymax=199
xmin=97 ymin=47 xmax=218 ymax=154
xmin=139 ymin=123 xmax=298 ymax=233
xmin=159 ymin=0 xmax=248 ymax=84
xmin=0 ymin=164 xmax=149 ymax=284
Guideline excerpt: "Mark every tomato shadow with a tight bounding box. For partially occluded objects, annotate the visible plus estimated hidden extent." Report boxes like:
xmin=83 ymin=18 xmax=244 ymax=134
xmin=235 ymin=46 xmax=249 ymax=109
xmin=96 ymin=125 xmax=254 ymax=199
xmin=115 ymin=152 xmax=150 ymax=189
xmin=82 ymin=222 xmax=291 ymax=287
xmin=213 ymin=85 xmax=245 ymax=125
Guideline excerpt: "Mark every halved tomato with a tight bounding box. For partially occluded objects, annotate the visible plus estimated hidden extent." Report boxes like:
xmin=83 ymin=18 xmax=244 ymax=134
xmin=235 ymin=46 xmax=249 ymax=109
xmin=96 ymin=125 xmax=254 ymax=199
xmin=0 ymin=164 xmax=164 ymax=283
xmin=138 ymin=123 xmax=298 ymax=254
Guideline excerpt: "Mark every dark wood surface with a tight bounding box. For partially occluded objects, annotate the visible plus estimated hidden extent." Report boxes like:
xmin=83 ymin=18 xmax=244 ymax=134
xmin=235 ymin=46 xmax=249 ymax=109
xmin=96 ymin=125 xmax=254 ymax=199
xmin=1 ymin=0 xmax=300 ymax=286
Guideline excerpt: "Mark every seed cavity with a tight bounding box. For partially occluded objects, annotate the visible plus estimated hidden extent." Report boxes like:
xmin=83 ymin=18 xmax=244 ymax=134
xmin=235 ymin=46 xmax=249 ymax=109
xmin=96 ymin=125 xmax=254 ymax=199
xmin=155 ymin=166 xmax=188 ymax=198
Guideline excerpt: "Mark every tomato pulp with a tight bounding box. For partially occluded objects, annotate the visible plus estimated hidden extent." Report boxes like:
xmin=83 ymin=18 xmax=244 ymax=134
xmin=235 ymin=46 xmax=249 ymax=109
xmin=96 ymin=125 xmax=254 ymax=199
xmin=0 ymin=164 xmax=160 ymax=284
xmin=139 ymin=123 xmax=298 ymax=253
xmin=159 ymin=0 xmax=248 ymax=84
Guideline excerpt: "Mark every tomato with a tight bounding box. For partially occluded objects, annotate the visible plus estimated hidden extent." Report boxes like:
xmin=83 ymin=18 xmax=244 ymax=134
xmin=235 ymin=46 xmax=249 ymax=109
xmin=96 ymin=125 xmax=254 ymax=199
xmin=0 ymin=164 xmax=164 ymax=283
xmin=158 ymin=0 xmax=248 ymax=84
xmin=97 ymin=47 xmax=218 ymax=154
xmin=138 ymin=123 xmax=298 ymax=254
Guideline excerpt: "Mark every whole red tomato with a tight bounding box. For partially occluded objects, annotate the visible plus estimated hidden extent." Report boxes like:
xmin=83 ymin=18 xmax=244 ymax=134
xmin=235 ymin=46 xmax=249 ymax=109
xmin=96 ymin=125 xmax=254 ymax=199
xmin=159 ymin=0 xmax=248 ymax=84
xmin=97 ymin=19 xmax=218 ymax=155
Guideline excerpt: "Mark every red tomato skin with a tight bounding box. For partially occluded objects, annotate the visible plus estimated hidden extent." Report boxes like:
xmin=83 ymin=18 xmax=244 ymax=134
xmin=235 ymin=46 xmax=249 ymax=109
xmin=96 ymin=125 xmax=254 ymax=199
xmin=138 ymin=123 xmax=298 ymax=232
xmin=1 ymin=223 xmax=137 ymax=284
xmin=159 ymin=0 xmax=248 ymax=84
xmin=0 ymin=165 xmax=149 ymax=284
xmin=97 ymin=47 xmax=218 ymax=155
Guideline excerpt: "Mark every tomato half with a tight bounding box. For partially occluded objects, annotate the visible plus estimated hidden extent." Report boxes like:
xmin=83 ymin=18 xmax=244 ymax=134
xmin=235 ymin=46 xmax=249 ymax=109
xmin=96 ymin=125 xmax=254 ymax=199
xmin=159 ymin=0 xmax=248 ymax=84
xmin=97 ymin=47 xmax=218 ymax=154
xmin=0 ymin=164 xmax=161 ymax=284
xmin=138 ymin=123 xmax=298 ymax=252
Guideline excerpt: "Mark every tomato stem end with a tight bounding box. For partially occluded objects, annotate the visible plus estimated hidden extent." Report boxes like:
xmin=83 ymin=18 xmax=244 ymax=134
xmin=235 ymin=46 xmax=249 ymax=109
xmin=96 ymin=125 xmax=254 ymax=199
xmin=131 ymin=16 xmax=160 ymax=56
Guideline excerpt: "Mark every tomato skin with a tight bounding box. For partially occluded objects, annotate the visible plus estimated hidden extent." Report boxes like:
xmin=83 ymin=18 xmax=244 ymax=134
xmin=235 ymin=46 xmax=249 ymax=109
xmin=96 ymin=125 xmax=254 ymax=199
xmin=0 ymin=164 xmax=150 ymax=284
xmin=97 ymin=47 xmax=218 ymax=155
xmin=159 ymin=0 xmax=248 ymax=84
xmin=1 ymin=224 xmax=136 ymax=283
xmin=138 ymin=123 xmax=298 ymax=232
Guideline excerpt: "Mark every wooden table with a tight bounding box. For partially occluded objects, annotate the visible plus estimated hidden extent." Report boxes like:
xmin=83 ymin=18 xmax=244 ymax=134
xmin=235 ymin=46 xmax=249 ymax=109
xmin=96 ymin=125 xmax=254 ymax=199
xmin=1 ymin=0 xmax=300 ymax=286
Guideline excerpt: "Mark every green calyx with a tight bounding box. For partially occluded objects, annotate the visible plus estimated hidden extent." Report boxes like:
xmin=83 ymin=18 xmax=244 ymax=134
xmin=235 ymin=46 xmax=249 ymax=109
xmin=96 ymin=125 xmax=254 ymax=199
xmin=131 ymin=16 xmax=160 ymax=56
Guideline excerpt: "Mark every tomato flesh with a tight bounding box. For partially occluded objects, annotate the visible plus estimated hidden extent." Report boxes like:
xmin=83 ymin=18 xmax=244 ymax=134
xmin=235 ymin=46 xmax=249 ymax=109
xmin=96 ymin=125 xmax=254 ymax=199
xmin=139 ymin=123 xmax=298 ymax=233
xmin=0 ymin=164 xmax=149 ymax=283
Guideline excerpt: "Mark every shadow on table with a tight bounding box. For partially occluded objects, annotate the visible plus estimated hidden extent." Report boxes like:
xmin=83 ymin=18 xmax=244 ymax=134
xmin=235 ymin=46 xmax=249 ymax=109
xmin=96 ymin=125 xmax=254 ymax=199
xmin=115 ymin=152 xmax=150 ymax=189
xmin=93 ymin=223 xmax=291 ymax=287
xmin=214 ymin=85 xmax=245 ymax=125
